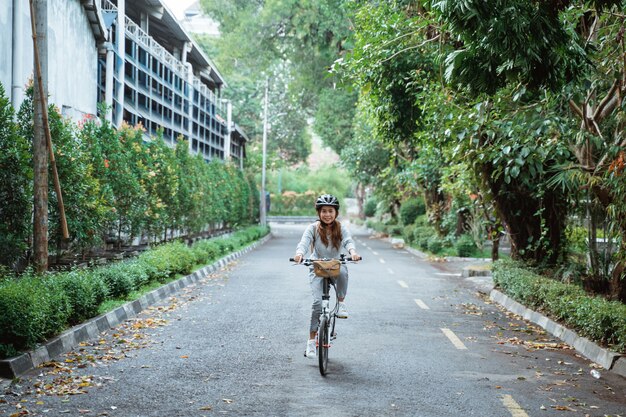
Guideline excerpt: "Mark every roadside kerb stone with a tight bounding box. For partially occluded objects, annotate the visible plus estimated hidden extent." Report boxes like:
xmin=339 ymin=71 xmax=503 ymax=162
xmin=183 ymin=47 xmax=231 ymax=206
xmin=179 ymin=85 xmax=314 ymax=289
xmin=490 ymin=289 xmax=625 ymax=377
xmin=0 ymin=234 xmax=272 ymax=379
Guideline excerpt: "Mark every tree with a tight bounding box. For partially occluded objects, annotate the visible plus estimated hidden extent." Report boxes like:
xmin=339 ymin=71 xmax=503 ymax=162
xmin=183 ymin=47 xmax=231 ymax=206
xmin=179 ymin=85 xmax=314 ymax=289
xmin=0 ymin=83 xmax=32 ymax=269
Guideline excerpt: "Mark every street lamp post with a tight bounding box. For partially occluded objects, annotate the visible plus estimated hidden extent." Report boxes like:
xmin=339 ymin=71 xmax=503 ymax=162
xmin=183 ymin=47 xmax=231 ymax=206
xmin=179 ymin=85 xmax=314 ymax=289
xmin=260 ymin=78 xmax=269 ymax=227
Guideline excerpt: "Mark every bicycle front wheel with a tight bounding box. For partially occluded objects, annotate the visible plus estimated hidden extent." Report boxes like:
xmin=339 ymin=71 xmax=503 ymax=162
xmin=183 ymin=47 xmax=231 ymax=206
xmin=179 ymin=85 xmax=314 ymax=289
xmin=318 ymin=316 xmax=330 ymax=376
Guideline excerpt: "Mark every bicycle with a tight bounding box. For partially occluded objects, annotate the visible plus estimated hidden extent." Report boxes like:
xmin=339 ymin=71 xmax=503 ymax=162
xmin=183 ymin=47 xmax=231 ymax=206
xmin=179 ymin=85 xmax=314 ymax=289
xmin=289 ymin=254 xmax=362 ymax=376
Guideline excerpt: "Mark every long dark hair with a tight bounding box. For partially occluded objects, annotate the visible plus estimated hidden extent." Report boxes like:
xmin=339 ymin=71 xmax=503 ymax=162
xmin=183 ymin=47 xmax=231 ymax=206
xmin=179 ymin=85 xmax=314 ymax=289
xmin=316 ymin=207 xmax=342 ymax=250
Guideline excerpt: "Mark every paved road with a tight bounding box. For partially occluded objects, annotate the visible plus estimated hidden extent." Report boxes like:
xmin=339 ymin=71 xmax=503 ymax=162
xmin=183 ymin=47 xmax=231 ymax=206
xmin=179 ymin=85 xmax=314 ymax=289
xmin=1 ymin=223 xmax=624 ymax=416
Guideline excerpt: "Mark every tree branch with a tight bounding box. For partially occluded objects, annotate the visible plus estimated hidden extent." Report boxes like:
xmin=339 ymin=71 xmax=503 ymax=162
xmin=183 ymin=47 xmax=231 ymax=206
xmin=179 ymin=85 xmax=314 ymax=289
xmin=569 ymin=99 xmax=583 ymax=119
xmin=379 ymin=35 xmax=440 ymax=64
xmin=593 ymin=79 xmax=620 ymax=122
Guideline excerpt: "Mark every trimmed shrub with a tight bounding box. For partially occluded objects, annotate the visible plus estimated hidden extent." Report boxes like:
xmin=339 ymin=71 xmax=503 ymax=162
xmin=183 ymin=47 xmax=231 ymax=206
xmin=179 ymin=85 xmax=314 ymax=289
xmin=493 ymin=260 xmax=626 ymax=352
xmin=0 ymin=224 xmax=270 ymax=359
xmin=400 ymin=198 xmax=426 ymax=225
xmin=402 ymin=224 xmax=416 ymax=244
xmin=0 ymin=274 xmax=71 ymax=352
xmin=364 ymin=198 xmax=377 ymax=217
xmin=95 ymin=264 xmax=135 ymax=299
xmin=427 ymin=236 xmax=444 ymax=254
xmin=455 ymin=234 xmax=476 ymax=258
xmin=58 ymin=269 xmax=108 ymax=324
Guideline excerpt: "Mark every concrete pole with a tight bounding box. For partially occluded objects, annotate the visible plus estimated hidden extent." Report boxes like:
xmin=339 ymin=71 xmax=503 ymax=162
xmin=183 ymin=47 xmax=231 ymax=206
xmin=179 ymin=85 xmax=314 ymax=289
xmin=31 ymin=0 xmax=48 ymax=272
xmin=260 ymin=78 xmax=269 ymax=227
xmin=11 ymin=0 xmax=24 ymax=109
xmin=115 ymin=0 xmax=125 ymax=127
xmin=186 ymin=64 xmax=194 ymax=154
xmin=104 ymin=40 xmax=114 ymax=122
xmin=224 ymin=99 xmax=231 ymax=161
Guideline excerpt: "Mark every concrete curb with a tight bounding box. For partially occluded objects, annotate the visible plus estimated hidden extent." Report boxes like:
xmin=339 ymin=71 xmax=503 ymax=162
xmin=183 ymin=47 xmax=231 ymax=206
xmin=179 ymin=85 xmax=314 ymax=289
xmin=490 ymin=289 xmax=626 ymax=378
xmin=0 ymin=234 xmax=273 ymax=380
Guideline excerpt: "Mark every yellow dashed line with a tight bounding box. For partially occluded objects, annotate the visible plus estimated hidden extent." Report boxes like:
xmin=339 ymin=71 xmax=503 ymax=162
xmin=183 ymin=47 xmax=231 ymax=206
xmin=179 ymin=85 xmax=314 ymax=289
xmin=441 ymin=328 xmax=467 ymax=350
xmin=501 ymin=395 xmax=530 ymax=417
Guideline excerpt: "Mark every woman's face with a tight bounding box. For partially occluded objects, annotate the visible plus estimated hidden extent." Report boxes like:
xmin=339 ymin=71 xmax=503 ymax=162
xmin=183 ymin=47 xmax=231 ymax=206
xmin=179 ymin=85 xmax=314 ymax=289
xmin=318 ymin=206 xmax=337 ymax=225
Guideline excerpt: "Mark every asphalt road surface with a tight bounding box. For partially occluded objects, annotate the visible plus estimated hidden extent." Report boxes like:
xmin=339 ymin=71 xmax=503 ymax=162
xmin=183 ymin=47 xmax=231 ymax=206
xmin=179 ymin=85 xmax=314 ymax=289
xmin=1 ymin=223 xmax=624 ymax=417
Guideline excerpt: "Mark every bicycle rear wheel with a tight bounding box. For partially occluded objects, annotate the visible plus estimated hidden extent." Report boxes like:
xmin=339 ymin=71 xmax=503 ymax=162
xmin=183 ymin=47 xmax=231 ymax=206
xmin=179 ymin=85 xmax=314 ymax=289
xmin=318 ymin=316 xmax=330 ymax=376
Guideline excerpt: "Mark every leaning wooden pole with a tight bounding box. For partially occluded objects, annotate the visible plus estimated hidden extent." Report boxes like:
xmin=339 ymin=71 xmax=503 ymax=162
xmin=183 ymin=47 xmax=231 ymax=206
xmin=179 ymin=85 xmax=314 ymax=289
xmin=29 ymin=0 xmax=69 ymax=242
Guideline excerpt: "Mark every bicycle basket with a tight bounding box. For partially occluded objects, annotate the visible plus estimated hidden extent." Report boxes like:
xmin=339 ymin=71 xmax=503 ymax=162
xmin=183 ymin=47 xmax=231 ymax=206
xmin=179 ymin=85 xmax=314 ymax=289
xmin=312 ymin=260 xmax=341 ymax=277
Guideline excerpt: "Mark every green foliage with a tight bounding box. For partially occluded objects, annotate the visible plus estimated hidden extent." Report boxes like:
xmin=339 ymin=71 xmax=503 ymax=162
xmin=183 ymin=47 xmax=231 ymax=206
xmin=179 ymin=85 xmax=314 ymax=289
xmin=264 ymin=165 xmax=351 ymax=215
xmin=413 ymin=225 xmax=436 ymax=251
xmin=427 ymin=236 xmax=444 ymax=254
xmin=314 ymin=88 xmax=358 ymax=154
xmin=400 ymin=198 xmax=426 ymax=226
xmin=493 ymin=260 xmax=626 ymax=351
xmin=0 ymin=83 xmax=32 ymax=267
xmin=433 ymin=0 xmax=587 ymax=94
xmin=402 ymin=224 xmax=416 ymax=244
xmin=0 ymin=225 xmax=269 ymax=358
xmin=57 ymin=269 xmax=108 ymax=324
xmin=0 ymin=273 xmax=71 ymax=352
xmin=364 ymin=197 xmax=377 ymax=218
xmin=455 ymin=234 xmax=476 ymax=258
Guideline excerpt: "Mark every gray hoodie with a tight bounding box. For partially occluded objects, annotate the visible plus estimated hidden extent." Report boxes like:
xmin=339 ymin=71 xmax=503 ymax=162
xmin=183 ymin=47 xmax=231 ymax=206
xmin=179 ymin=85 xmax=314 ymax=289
xmin=295 ymin=221 xmax=356 ymax=259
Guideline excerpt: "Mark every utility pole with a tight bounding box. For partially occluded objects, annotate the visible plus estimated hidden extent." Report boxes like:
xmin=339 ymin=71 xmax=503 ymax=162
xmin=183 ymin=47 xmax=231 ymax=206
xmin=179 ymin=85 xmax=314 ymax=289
xmin=260 ymin=78 xmax=269 ymax=227
xmin=31 ymin=0 xmax=48 ymax=272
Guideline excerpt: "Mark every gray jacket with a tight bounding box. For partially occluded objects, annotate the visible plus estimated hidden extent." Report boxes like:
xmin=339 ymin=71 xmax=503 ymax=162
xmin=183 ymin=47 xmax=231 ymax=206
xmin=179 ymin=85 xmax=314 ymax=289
xmin=295 ymin=221 xmax=356 ymax=259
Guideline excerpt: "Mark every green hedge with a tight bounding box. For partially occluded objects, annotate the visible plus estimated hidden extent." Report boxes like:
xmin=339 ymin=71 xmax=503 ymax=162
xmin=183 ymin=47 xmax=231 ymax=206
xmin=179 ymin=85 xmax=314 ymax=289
xmin=0 ymin=225 xmax=269 ymax=358
xmin=493 ymin=259 xmax=626 ymax=352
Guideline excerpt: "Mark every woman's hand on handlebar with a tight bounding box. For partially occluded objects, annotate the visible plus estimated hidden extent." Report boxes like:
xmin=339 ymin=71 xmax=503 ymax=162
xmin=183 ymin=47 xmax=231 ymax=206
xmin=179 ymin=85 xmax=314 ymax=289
xmin=293 ymin=254 xmax=303 ymax=264
xmin=349 ymin=251 xmax=361 ymax=262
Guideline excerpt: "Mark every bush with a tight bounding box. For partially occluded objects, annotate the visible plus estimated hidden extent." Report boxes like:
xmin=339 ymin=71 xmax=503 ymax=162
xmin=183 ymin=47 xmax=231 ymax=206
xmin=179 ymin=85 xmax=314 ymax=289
xmin=400 ymin=198 xmax=425 ymax=225
xmin=364 ymin=198 xmax=377 ymax=217
xmin=455 ymin=234 xmax=476 ymax=257
xmin=387 ymin=225 xmax=404 ymax=237
xmin=0 ymin=225 xmax=270 ymax=359
xmin=493 ymin=260 xmax=626 ymax=352
xmin=402 ymin=224 xmax=416 ymax=244
xmin=427 ymin=236 xmax=444 ymax=254
xmin=95 ymin=264 xmax=135 ymax=299
xmin=0 ymin=274 xmax=71 ymax=352
xmin=58 ymin=270 xmax=108 ymax=324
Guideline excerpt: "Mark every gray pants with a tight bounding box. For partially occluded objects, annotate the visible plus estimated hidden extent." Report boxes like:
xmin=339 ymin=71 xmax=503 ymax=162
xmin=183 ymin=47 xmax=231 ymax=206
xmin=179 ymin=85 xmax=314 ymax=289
xmin=309 ymin=265 xmax=348 ymax=333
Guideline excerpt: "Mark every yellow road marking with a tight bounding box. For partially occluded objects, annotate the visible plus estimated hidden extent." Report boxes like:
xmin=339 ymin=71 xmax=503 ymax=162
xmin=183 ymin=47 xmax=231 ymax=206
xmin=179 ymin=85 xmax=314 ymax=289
xmin=501 ymin=395 xmax=530 ymax=417
xmin=397 ymin=280 xmax=409 ymax=288
xmin=441 ymin=328 xmax=467 ymax=350
xmin=414 ymin=299 xmax=430 ymax=310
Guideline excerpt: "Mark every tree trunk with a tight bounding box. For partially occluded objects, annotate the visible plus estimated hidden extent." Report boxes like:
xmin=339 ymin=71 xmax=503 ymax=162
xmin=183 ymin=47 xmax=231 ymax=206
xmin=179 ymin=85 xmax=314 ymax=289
xmin=32 ymin=0 xmax=48 ymax=273
xmin=491 ymin=230 xmax=500 ymax=261
xmin=483 ymin=169 xmax=567 ymax=265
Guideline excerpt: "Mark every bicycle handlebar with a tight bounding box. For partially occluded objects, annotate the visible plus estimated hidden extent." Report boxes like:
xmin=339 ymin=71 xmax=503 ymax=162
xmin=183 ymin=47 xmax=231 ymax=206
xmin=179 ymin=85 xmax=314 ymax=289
xmin=289 ymin=254 xmax=363 ymax=264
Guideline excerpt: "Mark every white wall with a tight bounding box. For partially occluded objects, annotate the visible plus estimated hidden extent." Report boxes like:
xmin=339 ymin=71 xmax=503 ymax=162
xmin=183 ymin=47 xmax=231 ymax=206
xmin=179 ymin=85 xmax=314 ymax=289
xmin=48 ymin=0 xmax=99 ymax=119
xmin=0 ymin=0 xmax=98 ymax=120
xmin=0 ymin=1 xmax=12 ymax=94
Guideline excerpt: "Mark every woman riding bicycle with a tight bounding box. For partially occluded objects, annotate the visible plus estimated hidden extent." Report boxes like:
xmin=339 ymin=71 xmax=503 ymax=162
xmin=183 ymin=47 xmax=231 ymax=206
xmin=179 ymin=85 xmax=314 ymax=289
xmin=293 ymin=194 xmax=361 ymax=358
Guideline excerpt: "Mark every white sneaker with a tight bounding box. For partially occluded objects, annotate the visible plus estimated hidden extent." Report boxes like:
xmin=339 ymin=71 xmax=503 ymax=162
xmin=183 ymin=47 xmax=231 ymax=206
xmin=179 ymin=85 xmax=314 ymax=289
xmin=304 ymin=339 xmax=316 ymax=358
xmin=336 ymin=302 xmax=349 ymax=319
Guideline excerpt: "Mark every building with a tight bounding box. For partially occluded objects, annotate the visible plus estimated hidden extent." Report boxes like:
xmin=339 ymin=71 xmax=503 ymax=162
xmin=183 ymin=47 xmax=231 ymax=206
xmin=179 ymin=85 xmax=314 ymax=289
xmin=0 ymin=0 xmax=246 ymax=166
xmin=180 ymin=1 xmax=220 ymax=36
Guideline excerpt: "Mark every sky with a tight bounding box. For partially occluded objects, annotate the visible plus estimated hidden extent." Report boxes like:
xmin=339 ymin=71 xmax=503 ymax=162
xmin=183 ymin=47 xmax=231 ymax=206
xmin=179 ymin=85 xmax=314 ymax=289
xmin=161 ymin=0 xmax=196 ymax=20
